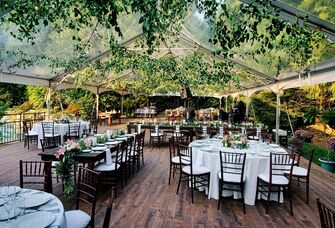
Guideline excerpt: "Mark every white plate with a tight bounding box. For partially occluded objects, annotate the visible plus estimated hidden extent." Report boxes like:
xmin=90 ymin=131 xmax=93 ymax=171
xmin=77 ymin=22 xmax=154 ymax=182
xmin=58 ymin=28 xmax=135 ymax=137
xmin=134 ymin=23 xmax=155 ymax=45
xmin=123 ymin=134 xmax=135 ymax=137
xmin=0 ymin=206 xmax=21 ymax=220
xmin=92 ymin=147 xmax=107 ymax=151
xmin=269 ymin=144 xmax=280 ymax=148
xmin=116 ymin=137 xmax=127 ymax=141
xmin=108 ymin=139 xmax=116 ymax=142
xmin=96 ymin=143 xmax=105 ymax=147
xmin=82 ymin=149 xmax=91 ymax=153
xmin=106 ymin=142 xmax=119 ymax=146
xmin=23 ymin=194 xmax=51 ymax=208
xmin=10 ymin=211 xmax=55 ymax=228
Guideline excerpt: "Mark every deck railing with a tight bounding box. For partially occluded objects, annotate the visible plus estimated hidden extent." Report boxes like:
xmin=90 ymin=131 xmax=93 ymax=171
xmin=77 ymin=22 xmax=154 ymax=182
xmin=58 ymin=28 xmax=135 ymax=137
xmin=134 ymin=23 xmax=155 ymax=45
xmin=0 ymin=112 xmax=45 ymax=144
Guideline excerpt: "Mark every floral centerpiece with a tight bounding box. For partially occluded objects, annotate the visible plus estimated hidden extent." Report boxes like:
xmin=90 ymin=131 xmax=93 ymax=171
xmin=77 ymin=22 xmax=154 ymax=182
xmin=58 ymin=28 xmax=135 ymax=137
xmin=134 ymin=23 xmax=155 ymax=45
xmin=55 ymin=139 xmax=81 ymax=197
xmin=79 ymin=138 xmax=92 ymax=150
xmin=112 ymin=129 xmax=125 ymax=138
xmin=55 ymin=116 xmax=70 ymax=124
xmin=295 ymin=130 xmax=314 ymax=143
xmin=222 ymin=132 xmax=248 ymax=149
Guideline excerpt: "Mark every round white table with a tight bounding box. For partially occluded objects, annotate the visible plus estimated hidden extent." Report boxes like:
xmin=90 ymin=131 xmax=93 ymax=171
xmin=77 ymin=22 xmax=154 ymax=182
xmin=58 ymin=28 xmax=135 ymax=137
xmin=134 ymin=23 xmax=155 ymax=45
xmin=0 ymin=187 xmax=66 ymax=227
xmin=190 ymin=138 xmax=288 ymax=205
xmin=32 ymin=121 xmax=89 ymax=149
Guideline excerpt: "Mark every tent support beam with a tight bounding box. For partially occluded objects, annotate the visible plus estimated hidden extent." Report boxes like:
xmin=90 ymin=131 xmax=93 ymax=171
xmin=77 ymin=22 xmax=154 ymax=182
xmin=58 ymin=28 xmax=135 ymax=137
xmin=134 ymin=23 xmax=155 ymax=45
xmin=96 ymin=87 xmax=100 ymax=127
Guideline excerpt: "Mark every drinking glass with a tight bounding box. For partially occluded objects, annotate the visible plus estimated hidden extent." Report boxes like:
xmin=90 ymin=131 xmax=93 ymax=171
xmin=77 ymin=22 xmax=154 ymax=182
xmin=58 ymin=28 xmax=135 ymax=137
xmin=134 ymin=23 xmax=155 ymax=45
xmin=0 ymin=184 xmax=9 ymax=204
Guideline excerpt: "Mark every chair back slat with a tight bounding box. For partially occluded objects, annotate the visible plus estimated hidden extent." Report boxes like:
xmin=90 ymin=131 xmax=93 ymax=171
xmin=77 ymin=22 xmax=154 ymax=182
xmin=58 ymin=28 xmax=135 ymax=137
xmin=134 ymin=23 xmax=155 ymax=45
xmin=316 ymin=198 xmax=335 ymax=228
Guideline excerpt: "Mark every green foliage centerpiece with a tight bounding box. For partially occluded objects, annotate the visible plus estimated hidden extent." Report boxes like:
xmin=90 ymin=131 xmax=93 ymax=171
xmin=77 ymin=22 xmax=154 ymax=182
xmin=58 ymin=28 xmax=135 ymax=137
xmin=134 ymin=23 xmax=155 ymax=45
xmin=96 ymin=134 xmax=108 ymax=144
xmin=55 ymin=139 xmax=81 ymax=197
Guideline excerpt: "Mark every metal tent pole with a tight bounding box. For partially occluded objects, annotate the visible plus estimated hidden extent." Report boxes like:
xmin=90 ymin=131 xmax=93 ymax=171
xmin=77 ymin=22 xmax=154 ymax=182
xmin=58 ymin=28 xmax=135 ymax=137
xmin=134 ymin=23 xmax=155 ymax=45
xmin=46 ymin=87 xmax=51 ymax=120
xmin=275 ymin=92 xmax=281 ymax=144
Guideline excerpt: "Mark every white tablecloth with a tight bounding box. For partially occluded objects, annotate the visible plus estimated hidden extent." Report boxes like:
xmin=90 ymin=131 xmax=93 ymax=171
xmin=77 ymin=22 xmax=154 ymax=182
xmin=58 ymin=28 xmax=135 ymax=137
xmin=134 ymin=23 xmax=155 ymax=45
xmin=190 ymin=139 xmax=287 ymax=205
xmin=0 ymin=188 xmax=66 ymax=228
xmin=32 ymin=121 xmax=89 ymax=149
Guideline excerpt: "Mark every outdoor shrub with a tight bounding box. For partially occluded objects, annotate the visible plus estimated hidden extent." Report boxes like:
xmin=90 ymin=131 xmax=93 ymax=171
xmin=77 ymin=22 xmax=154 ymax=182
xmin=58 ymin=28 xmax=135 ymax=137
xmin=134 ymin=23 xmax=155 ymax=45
xmin=322 ymin=108 xmax=335 ymax=129
xmin=295 ymin=130 xmax=314 ymax=142
xmin=303 ymin=107 xmax=320 ymax=125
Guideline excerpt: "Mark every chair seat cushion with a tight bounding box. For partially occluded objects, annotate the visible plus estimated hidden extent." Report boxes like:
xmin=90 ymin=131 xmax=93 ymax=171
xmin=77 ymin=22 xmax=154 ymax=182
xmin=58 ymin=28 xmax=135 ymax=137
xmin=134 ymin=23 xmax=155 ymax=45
xmin=65 ymin=210 xmax=91 ymax=228
xmin=94 ymin=162 xmax=120 ymax=171
xmin=51 ymin=161 xmax=59 ymax=167
xmin=284 ymin=166 xmax=307 ymax=177
xmin=218 ymin=172 xmax=244 ymax=183
xmin=258 ymin=173 xmax=289 ymax=185
xmin=26 ymin=130 xmax=38 ymax=136
xmin=171 ymin=156 xmax=190 ymax=165
xmin=44 ymin=133 xmax=61 ymax=137
xmin=182 ymin=166 xmax=210 ymax=175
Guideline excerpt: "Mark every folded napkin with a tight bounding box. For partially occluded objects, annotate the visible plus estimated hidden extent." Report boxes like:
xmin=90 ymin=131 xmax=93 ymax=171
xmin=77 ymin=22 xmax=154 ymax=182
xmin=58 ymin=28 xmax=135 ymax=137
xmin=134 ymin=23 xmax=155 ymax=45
xmin=105 ymin=148 xmax=112 ymax=165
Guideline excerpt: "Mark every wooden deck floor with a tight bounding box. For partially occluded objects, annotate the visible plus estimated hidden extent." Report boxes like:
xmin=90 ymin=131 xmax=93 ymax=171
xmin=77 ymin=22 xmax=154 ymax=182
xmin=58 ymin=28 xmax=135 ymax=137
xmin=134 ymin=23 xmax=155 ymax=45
xmin=0 ymin=125 xmax=334 ymax=227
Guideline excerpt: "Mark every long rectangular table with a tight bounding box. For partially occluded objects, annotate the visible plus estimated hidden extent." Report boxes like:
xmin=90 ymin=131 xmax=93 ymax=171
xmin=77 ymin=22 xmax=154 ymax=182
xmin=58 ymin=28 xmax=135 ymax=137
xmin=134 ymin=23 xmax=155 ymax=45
xmin=38 ymin=147 xmax=116 ymax=169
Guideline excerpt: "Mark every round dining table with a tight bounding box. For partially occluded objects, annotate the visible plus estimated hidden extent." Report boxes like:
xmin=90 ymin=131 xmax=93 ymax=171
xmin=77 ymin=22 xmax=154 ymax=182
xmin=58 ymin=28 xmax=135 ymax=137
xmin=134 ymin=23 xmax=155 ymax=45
xmin=190 ymin=138 xmax=288 ymax=205
xmin=0 ymin=187 xmax=66 ymax=228
xmin=32 ymin=121 xmax=90 ymax=149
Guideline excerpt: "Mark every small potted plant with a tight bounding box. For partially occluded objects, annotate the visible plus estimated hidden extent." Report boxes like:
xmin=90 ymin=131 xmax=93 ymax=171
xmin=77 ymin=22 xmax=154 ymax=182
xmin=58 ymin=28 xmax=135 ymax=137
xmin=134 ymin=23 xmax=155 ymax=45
xmin=319 ymin=140 xmax=335 ymax=173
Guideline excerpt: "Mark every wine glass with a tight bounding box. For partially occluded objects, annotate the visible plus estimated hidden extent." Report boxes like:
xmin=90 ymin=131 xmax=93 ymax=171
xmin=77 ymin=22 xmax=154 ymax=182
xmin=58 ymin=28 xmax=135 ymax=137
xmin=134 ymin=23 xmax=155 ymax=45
xmin=0 ymin=184 xmax=9 ymax=204
xmin=14 ymin=196 xmax=25 ymax=216
xmin=4 ymin=194 xmax=14 ymax=224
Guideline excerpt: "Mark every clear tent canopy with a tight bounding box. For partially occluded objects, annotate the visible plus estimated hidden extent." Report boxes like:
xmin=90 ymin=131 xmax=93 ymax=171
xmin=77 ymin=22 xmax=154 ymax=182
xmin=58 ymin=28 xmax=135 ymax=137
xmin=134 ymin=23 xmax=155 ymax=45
xmin=0 ymin=0 xmax=334 ymax=98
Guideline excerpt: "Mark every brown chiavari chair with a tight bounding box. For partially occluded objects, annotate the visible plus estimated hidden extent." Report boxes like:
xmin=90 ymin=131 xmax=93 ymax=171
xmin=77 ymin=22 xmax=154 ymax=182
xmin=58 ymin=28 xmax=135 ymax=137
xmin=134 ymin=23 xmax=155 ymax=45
xmin=19 ymin=160 xmax=52 ymax=193
xmin=176 ymin=144 xmax=210 ymax=203
xmin=65 ymin=121 xmax=81 ymax=141
xmin=316 ymin=198 xmax=335 ymax=228
xmin=122 ymin=136 xmax=134 ymax=185
xmin=246 ymin=128 xmax=257 ymax=140
xmin=168 ymin=135 xmax=189 ymax=185
xmin=23 ymin=119 xmax=38 ymax=150
xmin=196 ymin=125 xmax=210 ymax=140
xmin=41 ymin=121 xmax=61 ymax=147
xmin=290 ymin=137 xmax=303 ymax=166
xmin=285 ymin=145 xmax=315 ymax=204
xmin=103 ymin=188 xmax=115 ymax=228
xmin=218 ymin=152 xmax=246 ymax=213
xmin=94 ymin=142 xmax=124 ymax=198
xmin=65 ymin=167 xmax=100 ymax=228
xmin=136 ymin=131 xmax=146 ymax=169
xmin=256 ymin=153 xmax=295 ymax=215
xmin=149 ymin=124 xmax=163 ymax=148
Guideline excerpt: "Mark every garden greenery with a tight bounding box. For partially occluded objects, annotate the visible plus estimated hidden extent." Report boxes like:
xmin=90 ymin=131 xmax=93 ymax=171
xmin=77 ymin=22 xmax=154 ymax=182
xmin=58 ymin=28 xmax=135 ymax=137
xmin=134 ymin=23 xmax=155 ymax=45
xmin=0 ymin=0 xmax=333 ymax=95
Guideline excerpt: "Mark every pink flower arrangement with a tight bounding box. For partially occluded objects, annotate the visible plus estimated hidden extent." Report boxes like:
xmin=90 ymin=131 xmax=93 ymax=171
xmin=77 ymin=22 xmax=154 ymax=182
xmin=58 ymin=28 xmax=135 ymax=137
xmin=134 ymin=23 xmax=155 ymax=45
xmin=55 ymin=146 xmax=66 ymax=159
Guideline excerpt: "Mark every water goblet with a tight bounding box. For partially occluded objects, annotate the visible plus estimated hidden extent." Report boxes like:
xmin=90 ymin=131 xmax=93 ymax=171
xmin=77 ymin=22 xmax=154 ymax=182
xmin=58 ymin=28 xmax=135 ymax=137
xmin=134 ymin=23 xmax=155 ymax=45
xmin=0 ymin=184 xmax=9 ymax=203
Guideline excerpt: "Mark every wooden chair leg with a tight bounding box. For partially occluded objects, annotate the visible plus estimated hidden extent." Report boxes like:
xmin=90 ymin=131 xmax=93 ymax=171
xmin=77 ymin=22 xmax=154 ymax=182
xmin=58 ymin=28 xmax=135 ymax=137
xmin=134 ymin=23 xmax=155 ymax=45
xmin=265 ymin=185 xmax=272 ymax=214
xmin=241 ymin=185 xmax=246 ymax=214
xmin=176 ymin=173 xmax=182 ymax=194
xmin=190 ymin=176 xmax=194 ymax=204
xmin=306 ymin=179 xmax=309 ymax=204
xmin=168 ymin=163 xmax=172 ymax=185
xmin=218 ymin=181 xmax=222 ymax=209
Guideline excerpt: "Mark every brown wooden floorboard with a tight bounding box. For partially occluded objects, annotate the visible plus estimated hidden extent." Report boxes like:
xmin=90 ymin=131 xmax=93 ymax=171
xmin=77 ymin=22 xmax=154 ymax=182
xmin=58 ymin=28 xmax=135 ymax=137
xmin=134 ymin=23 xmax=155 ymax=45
xmin=0 ymin=124 xmax=334 ymax=227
